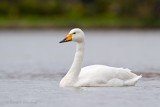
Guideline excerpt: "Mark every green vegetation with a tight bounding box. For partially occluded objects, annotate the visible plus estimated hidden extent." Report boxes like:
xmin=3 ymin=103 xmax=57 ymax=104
xmin=0 ymin=0 xmax=160 ymax=29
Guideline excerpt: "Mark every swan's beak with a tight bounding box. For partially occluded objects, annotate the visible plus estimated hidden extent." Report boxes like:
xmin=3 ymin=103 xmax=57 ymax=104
xmin=59 ymin=34 xmax=73 ymax=43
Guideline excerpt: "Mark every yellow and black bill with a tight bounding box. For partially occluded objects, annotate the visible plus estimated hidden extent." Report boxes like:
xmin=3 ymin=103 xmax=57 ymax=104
xmin=59 ymin=34 xmax=73 ymax=43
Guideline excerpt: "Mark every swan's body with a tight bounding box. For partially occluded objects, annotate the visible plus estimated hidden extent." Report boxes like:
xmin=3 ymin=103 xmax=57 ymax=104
xmin=59 ymin=28 xmax=142 ymax=87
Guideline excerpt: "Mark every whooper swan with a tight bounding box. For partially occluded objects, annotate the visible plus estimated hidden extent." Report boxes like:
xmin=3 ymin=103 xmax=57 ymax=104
xmin=59 ymin=28 xmax=142 ymax=87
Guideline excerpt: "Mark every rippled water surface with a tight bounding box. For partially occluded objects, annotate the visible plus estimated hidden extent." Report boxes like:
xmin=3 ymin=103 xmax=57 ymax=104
xmin=0 ymin=30 xmax=160 ymax=107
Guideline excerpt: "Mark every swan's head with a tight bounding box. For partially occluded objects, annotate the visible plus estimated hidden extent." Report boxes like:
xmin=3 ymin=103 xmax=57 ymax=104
xmin=59 ymin=28 xmax=85 ymax=43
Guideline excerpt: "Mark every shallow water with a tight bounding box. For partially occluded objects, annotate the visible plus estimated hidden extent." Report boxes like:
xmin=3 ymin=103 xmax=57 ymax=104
xmin=0 ymin=30 xmax=160 ymax=107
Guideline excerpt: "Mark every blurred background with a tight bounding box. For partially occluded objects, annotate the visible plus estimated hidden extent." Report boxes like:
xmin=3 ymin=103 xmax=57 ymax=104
xmin=0 ymin=0 xmax=160 ymax=29
xmin=0 ymin=1 xmax=160 ymax=107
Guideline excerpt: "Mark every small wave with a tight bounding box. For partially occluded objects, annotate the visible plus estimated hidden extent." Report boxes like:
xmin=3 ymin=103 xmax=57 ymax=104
xmin=0 ymin=71 xmax=160 ymax=80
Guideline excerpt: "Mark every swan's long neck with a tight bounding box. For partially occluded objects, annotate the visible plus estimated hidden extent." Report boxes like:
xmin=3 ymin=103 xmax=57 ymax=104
xmin=65 ymin=41 xmax=85 ymax=83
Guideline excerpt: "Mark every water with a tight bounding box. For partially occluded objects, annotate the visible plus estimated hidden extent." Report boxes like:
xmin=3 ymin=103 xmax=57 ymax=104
xmin=0 ymin=30 xmax=160 ymax=107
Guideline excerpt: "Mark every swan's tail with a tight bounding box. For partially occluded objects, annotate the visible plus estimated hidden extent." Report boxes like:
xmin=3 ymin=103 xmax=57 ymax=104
xmin=124 ymin=75 xmax=142 ymax=86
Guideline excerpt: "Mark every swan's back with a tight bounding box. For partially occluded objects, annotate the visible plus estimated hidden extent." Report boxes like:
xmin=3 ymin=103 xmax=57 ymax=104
xmin=76 ymin=65 xmax=140 ymax=87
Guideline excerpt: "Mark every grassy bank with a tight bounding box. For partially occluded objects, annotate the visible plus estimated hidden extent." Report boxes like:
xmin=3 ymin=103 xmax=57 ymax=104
xmin=0 ymin=0 xmax=159 ymax=29
xmin=0 ymin=15 xmax=160 ymax=29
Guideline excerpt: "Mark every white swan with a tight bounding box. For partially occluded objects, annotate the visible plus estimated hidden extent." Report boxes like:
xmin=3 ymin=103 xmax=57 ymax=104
xmin=59 ymin=28 xmax=142 ymax=87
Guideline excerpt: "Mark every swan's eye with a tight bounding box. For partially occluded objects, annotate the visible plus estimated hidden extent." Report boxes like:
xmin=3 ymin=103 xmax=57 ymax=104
xmin=73 ymin=32 xmax=76 ymax=34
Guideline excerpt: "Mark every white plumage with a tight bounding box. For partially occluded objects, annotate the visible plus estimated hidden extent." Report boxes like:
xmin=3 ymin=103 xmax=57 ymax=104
xmin=77 ymin=65 xmax=141 ymax=87
xmin=59 ymin=28 xmax=142 ymax=87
